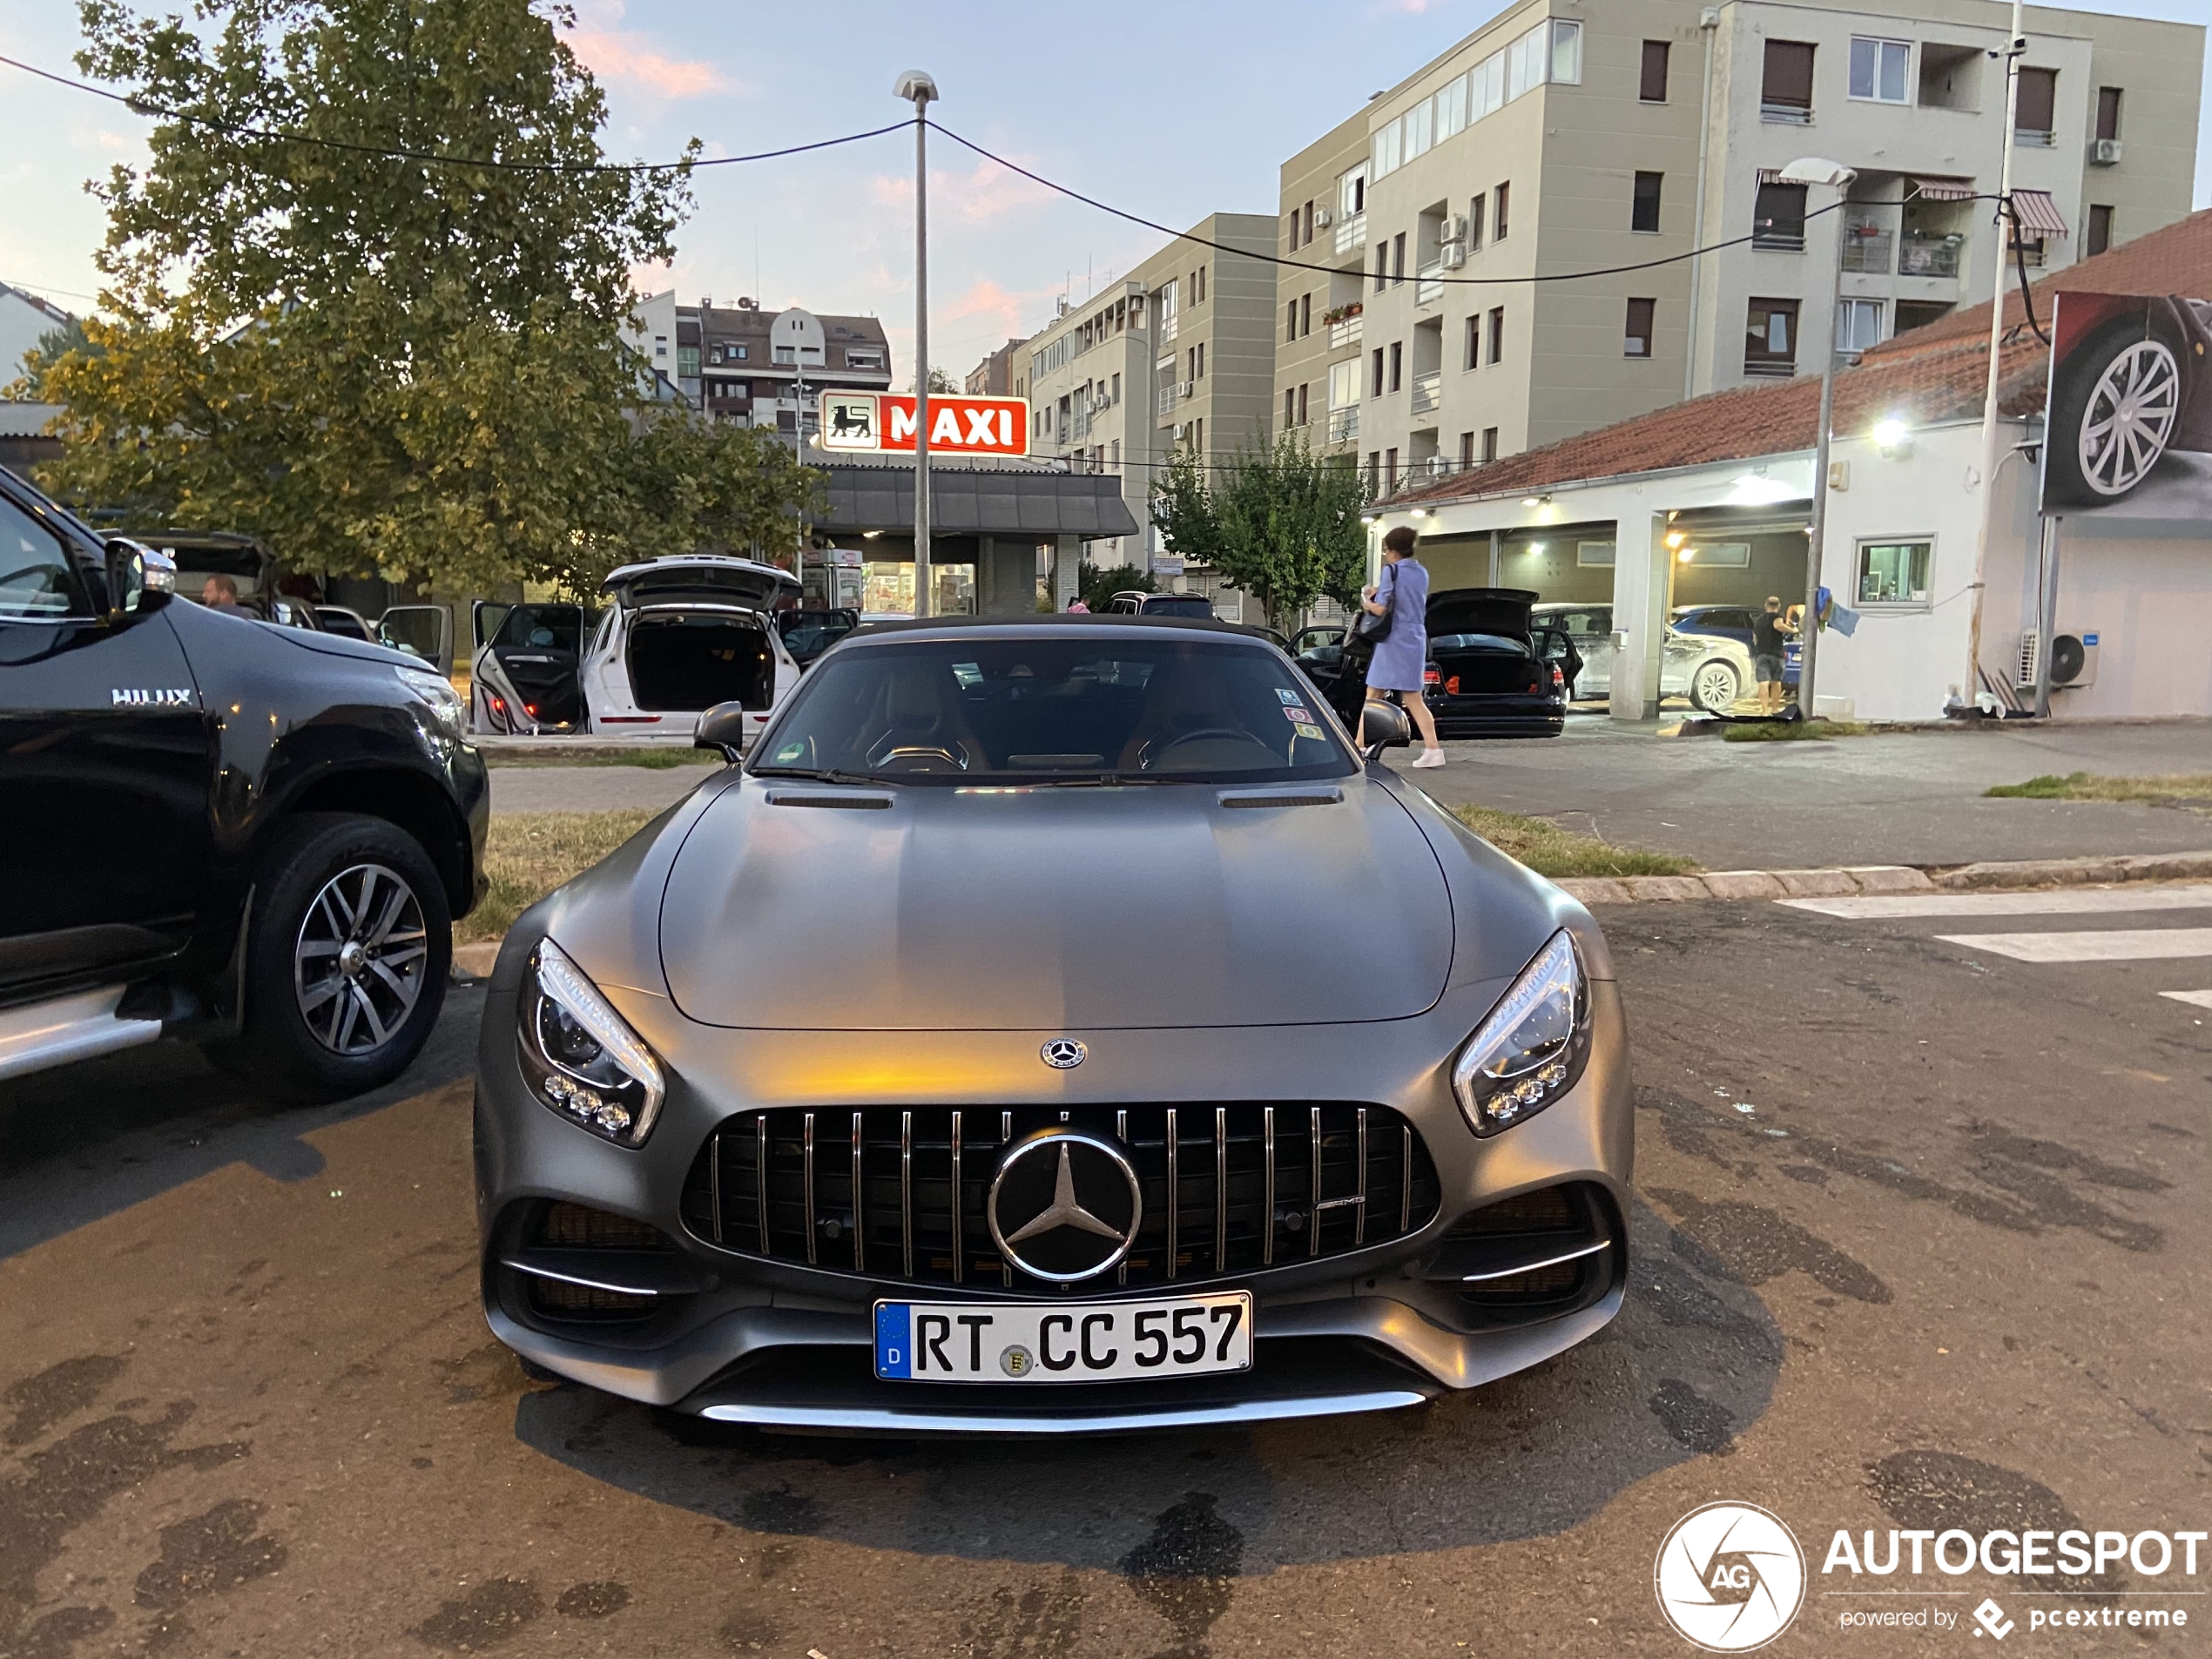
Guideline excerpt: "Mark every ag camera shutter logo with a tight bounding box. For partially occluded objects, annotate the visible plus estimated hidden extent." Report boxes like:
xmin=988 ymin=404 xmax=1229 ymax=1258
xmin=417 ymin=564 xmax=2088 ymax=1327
xmin=1655 ymin=1502 xmax=1806 ymax=1651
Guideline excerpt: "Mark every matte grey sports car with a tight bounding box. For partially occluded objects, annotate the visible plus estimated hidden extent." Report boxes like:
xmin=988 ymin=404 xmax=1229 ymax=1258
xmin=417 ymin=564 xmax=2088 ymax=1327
xmin=473 ymin=616 xmax=1632 ymax=1433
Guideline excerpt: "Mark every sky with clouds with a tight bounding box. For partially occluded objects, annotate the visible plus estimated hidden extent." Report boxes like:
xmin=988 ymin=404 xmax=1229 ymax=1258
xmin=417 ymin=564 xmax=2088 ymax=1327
xmin=4 ymin=0 xmax=2209 ymax=386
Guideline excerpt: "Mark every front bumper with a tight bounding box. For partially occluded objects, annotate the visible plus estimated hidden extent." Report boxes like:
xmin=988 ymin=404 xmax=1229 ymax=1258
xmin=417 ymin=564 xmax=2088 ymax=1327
xmin=473 ymin=969 xmax=1632 ymax=1433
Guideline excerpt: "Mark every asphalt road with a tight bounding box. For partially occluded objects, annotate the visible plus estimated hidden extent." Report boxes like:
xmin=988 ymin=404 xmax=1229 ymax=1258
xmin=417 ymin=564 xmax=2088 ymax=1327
xmin=2 ymin=888 xmax=2207 ymax=1657
xmin=485 ymin=722 xmax=2212 ymax=872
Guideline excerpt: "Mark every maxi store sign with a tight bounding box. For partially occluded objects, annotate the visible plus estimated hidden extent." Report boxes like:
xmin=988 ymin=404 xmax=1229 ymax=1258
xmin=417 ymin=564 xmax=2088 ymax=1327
xmin=819 ymin=392 xmax=1028 ymax=456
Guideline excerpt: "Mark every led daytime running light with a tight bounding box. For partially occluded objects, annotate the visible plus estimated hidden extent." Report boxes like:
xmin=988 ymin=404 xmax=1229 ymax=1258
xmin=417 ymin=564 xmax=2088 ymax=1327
xmin=532 ymin=939 xmax=665 ymax=1143
xmin=1452 ymin=930 xmax=1588 ymax=1136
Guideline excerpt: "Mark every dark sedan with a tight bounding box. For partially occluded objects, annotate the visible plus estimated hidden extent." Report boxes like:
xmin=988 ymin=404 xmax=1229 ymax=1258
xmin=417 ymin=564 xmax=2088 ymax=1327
xmin=1297 ymin=587 xmax=1579 ymax=739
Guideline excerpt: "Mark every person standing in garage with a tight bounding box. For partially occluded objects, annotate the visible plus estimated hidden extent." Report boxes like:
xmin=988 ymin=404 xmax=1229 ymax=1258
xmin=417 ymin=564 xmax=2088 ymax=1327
xmin=1361 ymin=525 xmax=1445 ymax=767
xmin=1752 ymin=595 xmax=1792 ymax=713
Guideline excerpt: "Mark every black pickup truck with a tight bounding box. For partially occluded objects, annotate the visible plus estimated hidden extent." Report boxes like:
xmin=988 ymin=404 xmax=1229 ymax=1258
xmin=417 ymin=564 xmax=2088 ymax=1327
xmin=0 ymin=467 xmax=488 ymax=1098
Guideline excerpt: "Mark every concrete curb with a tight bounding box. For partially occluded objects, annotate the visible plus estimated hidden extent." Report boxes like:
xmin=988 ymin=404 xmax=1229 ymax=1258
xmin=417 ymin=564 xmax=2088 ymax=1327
xmin=1556 ymin=851 xmax=2212 ymax=906
xmin=453 ymin=941 xmax=502 ymax=979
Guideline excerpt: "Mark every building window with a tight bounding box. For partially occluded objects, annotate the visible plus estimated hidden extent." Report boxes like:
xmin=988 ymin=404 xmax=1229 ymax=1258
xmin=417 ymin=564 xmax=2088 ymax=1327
xmin=2014 ymin=67 xmax=2057 ymax=143
xmin=1387 ymin=341 xmax=1403 ymax=393
xmin=1298 ymin=382 xmax=1309 ymax=425
xmin=1464 ymin=314 xmax=1481 ymax=369
xmin=1481 ymin=427 xmax=1499 ymax=462
xmin=1385 ymin=448 xmax=1399 ymax=490
xmin=1393 ymin=232 xmax=1406 ymax=284
xmin=1640 ymin=39 xmax=1670 ymax=102
xmin=1624 ymin=298 xmax=1656 ymax=357
xmin=1849 ymin=37 xmax=1911 ymax=104
xmin=1193 ymin=265 xmax=1207 ymax=303
xmin=1287 ymin=300 xmax=1299 ymax=343
xmin=1762 ymin=40 xmax=1816 ymax=120
xmin=1110 ymin=439 xmax=1120 ymax=469
xmin=2086 ymin=204 xmax=2113 ymax=257
xmin=1375 ymin=245 xmax=1390 ymax=293
xmin=1300 ymin=293 xmax=1312 ymax=337
xmin=677 ymin=345 xmax=700 ymax=377
xmin=1753 ymin=180 xmax=1808 ymax=249
xmin=1110 ymin=372 xmax=1121 ymax=403
xmin=1487 ymin=307 xmax=1505 ymax=365
xmin=1632 ymin=172 xmax=1663 ymax=233
xmin=1372 ymin=347 xmax=1386 ymax=398
xmin=1744 ymin=298 xmax=1799 ymax=375
xmin=1467 ymin=192 xmax=1486 ymax=249
xmin=1494 ymin=181 xmax=1511 ymax=239
xmin=1304 ymin=199 xmax=1316 ymax=244
xmin=1367 ymin=451 xmax=1381 ymax=492
xmin=1285 ymin=388 xmax=1298 ymax=429
xmin=1197 ymin=341 xmax=1205 ymax=379
xmin=1857 ymin=539 xmax=1932 ymax=607
xmin=1839 ymin=298 xmax=1884 ymax=352
xmin=2096 ymin=86 xmax=2122 ymax=142
xmin=1460 ymin=431 xmax=1476 ymax=468
xmin=1341 ymin=165 xmax=1366 ymax=219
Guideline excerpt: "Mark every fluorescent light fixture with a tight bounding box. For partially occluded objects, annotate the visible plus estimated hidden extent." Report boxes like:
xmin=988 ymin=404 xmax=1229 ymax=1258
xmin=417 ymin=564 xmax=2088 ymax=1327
xmin=1664 ymin=529 xmax=1688 ymax=550
xmin=1521 ymin=494 xmax=1551 ymax=508
xmin=1871 ymin=416 xmax=1911 ymax=451
xmin=1359 ymin=514 xmax=1378 ymax=525
xmin=1409 ymin=508 xmax=1429 ymax=518
xmin=1728 ymin=472 xmax=1798 ymax=506
xmin=1528 ymin=542 xmax=1547 ymax=555
xmin=1678 ymin=547 xmax=1696 ymax=563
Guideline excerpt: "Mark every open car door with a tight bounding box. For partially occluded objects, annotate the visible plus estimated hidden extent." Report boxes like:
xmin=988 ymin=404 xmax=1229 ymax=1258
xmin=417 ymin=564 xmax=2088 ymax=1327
xmin=377 ymin=604 xmax=453 ymax=674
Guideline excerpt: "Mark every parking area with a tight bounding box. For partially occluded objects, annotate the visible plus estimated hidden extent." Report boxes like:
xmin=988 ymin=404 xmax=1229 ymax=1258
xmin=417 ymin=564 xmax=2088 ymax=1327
xmin=3 ymin=892 xmax=2203 ymax=1656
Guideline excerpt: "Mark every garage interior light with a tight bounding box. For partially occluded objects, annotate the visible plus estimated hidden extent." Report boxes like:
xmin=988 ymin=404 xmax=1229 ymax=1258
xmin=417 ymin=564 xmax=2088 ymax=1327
xmin=1664 ymin=529 xmax=1689 ymax=550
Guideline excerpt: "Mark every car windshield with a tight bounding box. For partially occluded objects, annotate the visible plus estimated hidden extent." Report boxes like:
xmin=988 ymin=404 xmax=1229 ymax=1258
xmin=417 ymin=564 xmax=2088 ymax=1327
xmin=1142 ymin=595 xmax=1215 ymax=617
xmin=752 ymin=635 xmax=1354 ymax=784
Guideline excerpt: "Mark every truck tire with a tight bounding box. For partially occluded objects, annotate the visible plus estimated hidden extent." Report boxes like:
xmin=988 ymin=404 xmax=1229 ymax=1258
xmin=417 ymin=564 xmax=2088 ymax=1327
xmin=233 ymin=813 xmax=452 ymax=1100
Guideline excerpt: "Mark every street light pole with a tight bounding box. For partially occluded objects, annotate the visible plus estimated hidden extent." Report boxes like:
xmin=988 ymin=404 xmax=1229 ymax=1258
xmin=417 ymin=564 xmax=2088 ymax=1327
xmin=1779 ymin=157 xmax=1857 ymax=719
xmin=894 ymin=71 xmax=939 ymax=618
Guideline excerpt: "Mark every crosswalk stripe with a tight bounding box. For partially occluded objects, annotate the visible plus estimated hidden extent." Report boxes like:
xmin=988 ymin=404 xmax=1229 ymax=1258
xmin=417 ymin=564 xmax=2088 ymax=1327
xmin=2161 ymin=989 xmax=2212 ymax=1009
xmin=1782 ymin=885 xmax=2212 ymax=920
xmin=1934 ymin=929 xmax=2212 ymax=963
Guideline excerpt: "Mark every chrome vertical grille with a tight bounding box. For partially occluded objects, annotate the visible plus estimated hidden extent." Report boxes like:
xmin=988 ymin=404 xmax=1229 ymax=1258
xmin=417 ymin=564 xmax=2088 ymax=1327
xmin=679 ymin=1103 xmax=1440 ymax=1291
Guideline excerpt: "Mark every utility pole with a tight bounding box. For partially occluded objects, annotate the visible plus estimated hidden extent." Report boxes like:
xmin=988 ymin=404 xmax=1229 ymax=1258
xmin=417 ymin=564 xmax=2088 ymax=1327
xmin=1964 ymin=0 xmax=2027 ymax=712
xmin=894 ymin=71 xmax=939 ymax=617
xmin=1778 ymin=158 xmax=1857 ymax=719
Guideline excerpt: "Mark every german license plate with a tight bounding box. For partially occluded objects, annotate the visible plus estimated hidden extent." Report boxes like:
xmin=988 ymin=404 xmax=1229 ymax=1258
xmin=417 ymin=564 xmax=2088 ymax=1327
xmin=873 ymin=1291 xmax=1252 ymax=1383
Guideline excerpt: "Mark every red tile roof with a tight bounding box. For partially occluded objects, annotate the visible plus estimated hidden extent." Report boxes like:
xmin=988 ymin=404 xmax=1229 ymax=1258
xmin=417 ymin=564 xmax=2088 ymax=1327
xmin=1394 ymin=208 xmax=2212 ymax=507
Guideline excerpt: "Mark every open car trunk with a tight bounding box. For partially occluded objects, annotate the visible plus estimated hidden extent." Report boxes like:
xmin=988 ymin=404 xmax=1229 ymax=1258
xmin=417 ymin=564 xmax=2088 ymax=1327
xmin=626 ymin=608 xmax=774 ymax=712
xmin=1427 ymin=587 xmax=1542 ymax=697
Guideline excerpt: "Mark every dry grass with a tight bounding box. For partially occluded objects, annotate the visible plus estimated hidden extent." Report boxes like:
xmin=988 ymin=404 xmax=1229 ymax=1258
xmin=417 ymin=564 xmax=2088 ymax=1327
xmin=1986 ymin=772 xmax=2212 ymax=802
xmin=1450 ymin=805 xmax=1698 ymax=879
xmin=461 ymin=810 xmax=658 ymax=942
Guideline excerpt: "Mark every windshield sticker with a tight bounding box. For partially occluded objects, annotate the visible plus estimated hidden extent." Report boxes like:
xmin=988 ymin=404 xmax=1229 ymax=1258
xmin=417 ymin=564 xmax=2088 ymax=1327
xmin=1280 ymin=704 xmax=1312 ymax=723
xmin=773 ymin=741 xmax=806 ymax=762
xmin=1275 ymin=687 xmax=1301 ymax=703
xmin=1293 ymin=722 xmax=1325 ymax=741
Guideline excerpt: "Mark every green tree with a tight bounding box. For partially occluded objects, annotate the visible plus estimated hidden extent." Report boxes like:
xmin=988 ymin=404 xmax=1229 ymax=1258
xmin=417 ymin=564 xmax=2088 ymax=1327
xmin=1077 ymin=561 xmax=1152 ymax=612
xmin=1149 ymin=430 xmax=1368 ymax=629
xmin=37 ymin=0 xmax=814 ymax=596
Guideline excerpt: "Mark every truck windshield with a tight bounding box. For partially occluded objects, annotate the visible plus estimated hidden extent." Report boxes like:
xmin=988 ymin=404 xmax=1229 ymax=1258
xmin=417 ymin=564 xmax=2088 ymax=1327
xmin=752 ymin=636 xmax=1352 ymax=783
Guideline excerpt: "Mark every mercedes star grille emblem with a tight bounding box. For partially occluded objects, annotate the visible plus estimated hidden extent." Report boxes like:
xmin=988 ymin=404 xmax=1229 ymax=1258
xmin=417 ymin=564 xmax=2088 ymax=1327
xmin=987 ymin=1130 xmax=1142 ymax=1282
xmin=1041 ymin=1038 xmax=1088 ymax=1069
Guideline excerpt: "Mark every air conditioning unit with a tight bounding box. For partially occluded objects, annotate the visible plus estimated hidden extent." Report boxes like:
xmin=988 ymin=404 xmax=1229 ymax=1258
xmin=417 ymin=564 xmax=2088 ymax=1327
xmin=2016 ymin=626 xmax=2100 ymax=690
xmin=2089 ymin=137 xmax=2122 ymax=165
xmin=1313 ymin=206 xmax=1335 ymax=228
xmin=1177 ymin=381 xmax=1197 ymax=399
xmin=1440 ymin=243 xmax=1467 ymax=269
xmin=1439 ymin=213 xmax=1467 ymax=244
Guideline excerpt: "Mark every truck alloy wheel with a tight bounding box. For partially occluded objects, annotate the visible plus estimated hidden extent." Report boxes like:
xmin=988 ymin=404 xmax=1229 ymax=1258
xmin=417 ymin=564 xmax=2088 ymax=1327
xmin=293 ymin=861 xmax=429 ymax=1055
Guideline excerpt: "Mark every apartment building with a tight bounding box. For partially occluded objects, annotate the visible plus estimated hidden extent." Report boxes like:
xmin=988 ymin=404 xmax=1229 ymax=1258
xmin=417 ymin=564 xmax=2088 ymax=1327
xmin=623 ymin=292 xmax=893 ymax=439
xmin=1022 ymin=213 xmax=1279 ymax=572
xmin=1276 ymin=0 xmax=2200 ymax=495
xmin=965 ymin=336 xmax=1030 ymax=399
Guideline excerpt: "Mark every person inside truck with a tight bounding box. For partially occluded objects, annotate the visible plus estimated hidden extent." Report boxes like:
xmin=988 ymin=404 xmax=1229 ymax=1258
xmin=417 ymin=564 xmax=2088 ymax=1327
xmin=201 ymin=573 xmax=243 ymax=611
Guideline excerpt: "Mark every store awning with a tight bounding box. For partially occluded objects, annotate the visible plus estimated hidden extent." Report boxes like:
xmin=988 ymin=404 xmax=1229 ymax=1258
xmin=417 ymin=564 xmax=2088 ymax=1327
xmin=2010 ymin=188 xmax=2068 ymax=236
xmin=1911 ymin=177 xmax=1977 ymax=202
xmin=817 ymin=462 xmax=1140 ymax=540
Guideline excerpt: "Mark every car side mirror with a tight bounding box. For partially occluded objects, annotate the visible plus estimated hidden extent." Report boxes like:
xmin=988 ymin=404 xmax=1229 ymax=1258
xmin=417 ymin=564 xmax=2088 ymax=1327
xmin=695 ymin=699 xmax=748 ymax=762
xmin=1359 ymin=699 xmax=1412 ymax=760
xmin=104 ymin=537 xmax=173 ymax=617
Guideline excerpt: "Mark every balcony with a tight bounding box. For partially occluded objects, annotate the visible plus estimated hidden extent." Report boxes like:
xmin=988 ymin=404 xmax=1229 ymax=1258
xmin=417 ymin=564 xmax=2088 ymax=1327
xmin=1414 ymin=264 xmax=1444 ymax=307
xmin=1899 ymin=234 xmax=1961 ymax=279
xmin=1410 ymin=372 xmax=1442 ymax=416
xmin=1839 ymin=224 xmax=1892 ymax=274
xmin=1159 ymin=313 xmax=1178 ymax=343
xmin=1328 ymin=313 xmax=1365 ymax=350
xmin=1327 ymin=405 xmax=1359 ymax=444
xmin=1334 ymin=213 xmax=1367 ymax=256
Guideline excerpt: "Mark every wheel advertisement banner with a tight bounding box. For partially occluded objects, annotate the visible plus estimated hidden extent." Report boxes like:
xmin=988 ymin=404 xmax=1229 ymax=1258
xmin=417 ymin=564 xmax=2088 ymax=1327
xmin=2040 ymin=290 xmax=2212 ymax=519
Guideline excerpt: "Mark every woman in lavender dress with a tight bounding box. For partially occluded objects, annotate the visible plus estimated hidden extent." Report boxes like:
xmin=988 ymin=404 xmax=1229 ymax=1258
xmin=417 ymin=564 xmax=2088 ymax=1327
xmin=1359 ymin=525 xmax=1446 ymax=767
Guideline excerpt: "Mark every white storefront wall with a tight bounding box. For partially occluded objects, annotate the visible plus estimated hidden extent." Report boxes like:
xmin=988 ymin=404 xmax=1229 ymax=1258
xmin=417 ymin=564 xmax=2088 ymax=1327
xmin=1389 ymin=416 xmax=2212 ymax=724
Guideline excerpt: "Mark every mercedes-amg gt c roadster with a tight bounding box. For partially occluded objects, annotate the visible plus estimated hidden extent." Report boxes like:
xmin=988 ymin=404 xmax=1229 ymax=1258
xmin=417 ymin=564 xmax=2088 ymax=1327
xmin=473 ymin=614 xmax=1631 ymax=1433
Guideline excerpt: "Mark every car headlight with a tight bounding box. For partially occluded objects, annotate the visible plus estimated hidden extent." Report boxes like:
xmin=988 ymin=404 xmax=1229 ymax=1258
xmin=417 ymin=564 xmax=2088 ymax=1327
xmin=1452 ymin=930 xmax=1592 ymax=1136
xmin=516 ymin=938 xmax=666 ymax=1145
xmin=395 ymin=666 xmax=468 ymax=742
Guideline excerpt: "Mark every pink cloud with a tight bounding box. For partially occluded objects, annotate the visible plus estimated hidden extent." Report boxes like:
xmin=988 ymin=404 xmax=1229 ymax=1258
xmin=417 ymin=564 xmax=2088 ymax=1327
xmin=866 ymin=158 xmax=1053 ymax=225
xmin=566 ymin=30 xmax=730 ymax=98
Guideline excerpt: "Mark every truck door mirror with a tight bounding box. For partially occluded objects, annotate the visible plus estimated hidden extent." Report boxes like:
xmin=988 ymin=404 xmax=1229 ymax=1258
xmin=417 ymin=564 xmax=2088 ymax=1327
xmin=103 ymin=537 xmax=174 ymax=616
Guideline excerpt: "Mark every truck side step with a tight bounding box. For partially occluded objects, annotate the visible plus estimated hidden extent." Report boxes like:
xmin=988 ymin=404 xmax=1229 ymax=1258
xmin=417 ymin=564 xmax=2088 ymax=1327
xmin=0 ymin=985 xmax=165 ymax=1084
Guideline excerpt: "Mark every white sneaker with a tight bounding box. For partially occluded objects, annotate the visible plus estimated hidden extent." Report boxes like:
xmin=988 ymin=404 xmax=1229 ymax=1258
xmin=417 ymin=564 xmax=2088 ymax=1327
xmin=1410 ymin=748 xmax=1447 ymax=768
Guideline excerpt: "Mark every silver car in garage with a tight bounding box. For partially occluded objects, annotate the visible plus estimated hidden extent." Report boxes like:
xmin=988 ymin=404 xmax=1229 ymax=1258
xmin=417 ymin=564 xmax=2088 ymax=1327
xmin=473 ymin=616 xmax=1632 ymax=1433
xmin=1531 ymin=602 xmax=1755 ymax=712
